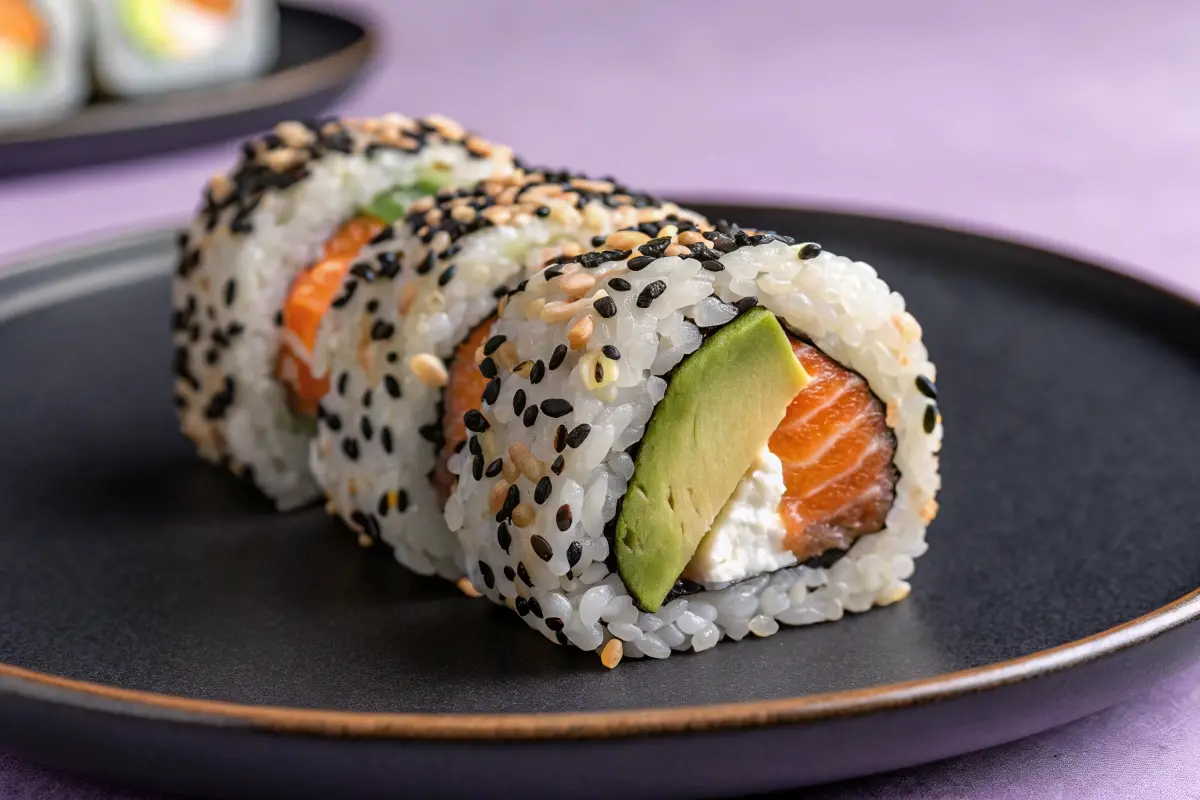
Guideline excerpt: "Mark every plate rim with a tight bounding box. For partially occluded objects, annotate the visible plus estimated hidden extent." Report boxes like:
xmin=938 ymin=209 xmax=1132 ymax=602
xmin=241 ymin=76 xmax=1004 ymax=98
xmin=2 ymin=205 xmax=1199 ymax=743
xmin=0 ymin=3 xmax=374 ymax=146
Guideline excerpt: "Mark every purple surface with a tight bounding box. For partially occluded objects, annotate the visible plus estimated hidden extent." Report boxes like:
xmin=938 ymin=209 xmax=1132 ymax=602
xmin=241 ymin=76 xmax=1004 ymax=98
xmin=0 ymin=0 xmax=1197 ymax=797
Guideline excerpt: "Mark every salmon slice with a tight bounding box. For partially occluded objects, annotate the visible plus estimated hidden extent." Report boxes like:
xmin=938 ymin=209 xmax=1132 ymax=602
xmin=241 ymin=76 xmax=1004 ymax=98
xmin=433 ymin=317 xmax=496 ymax=500
xmin=769 ymin=338 xmax=898 ymax=562
xmin=276 ymin=216 xmax=386 ymax=416
xmin=0 ymin=0 xmax=46 ymax=50
xmin=184 ymin=0 xmax=237 ymax=15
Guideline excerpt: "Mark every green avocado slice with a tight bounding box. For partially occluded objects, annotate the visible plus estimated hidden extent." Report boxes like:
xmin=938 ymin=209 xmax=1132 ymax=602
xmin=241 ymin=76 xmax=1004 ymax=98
xmin=359 ymin=179 xmax=445 ymax=224
xmin=119 ymin=0 xmax=172 ymax=57
xmin=0 ymin=42 xmax=40 ymax=92
xmin=614 ymin=308 xmax=811 ymax=611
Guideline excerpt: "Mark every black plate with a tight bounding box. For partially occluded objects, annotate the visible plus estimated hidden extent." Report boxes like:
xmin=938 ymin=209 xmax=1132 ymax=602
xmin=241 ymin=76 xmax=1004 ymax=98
xmin=1 ymin=204 xmax=1199 ymax=800
xmin=0 ymin=4 xmax=373 ymax=179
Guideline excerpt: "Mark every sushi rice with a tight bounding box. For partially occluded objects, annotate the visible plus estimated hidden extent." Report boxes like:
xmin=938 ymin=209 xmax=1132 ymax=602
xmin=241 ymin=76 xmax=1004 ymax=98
xmin=310 ymin=170 xmax=706 ymax=579
xmin=445 ymin=223 xmax=942 ymax=661
xmin=171 ymin=114 xmax=515 ymax=510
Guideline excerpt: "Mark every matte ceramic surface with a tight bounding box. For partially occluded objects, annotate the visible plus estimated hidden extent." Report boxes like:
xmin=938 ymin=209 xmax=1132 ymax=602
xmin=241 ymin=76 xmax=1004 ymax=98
xmin=0 ymin=204 xmax=1198 ymax=799
xmin=0 ymin=4 xmax=373 ymax=178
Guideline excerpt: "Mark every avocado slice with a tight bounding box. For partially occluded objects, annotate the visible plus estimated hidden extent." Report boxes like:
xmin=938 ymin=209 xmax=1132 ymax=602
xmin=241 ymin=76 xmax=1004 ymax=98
xmin=360 ymin=179 xmax=445 ymax=224
xmin=119 ymin=0 xmax=172 ymax=57
xmin=614 ymin=308 xmax=810 ymax=611
xmin=0 ymin=42 xmax=40 ymax=92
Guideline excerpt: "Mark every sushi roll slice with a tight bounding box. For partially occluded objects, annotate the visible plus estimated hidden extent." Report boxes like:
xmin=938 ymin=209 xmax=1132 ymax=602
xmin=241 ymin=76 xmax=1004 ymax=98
xmin=444 ymin=223 xmax=942 ymax=663
xmin=91 ymin=0 xmax=277 ymax=96
xmin=172 ymin=114 xmax=516 ymax=510
xmin=0 ymin=0 xmax=88 ymax=128
xmin=310 ymin=170 xmax=706 ymax=579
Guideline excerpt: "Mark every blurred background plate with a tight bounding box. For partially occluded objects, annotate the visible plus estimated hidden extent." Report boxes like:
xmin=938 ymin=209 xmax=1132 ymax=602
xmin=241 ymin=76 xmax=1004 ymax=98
xmin=0 ymin=3 xmax=373 ymax=179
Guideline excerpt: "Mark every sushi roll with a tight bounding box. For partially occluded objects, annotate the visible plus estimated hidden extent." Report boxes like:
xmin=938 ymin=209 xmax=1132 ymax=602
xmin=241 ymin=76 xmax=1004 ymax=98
xmin=310 ymin=170 xmax=706 ymax=579
xmin=90 ymin=0 xmax=277 ymax=96
xmin=444 ymin=223 xmax=942 ymax=663
xmin=172 ymin=114 xmax=516 ymax=510
xmin=0 ymin=0 xmax=88 ymax=128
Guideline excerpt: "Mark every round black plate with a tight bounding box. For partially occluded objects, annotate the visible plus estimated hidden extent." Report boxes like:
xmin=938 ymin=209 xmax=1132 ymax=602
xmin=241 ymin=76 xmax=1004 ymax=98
xmin=0 ymin=4 xmax=373 ymax=179
xmin=1 ymin=204 xmax=1199 ymax=800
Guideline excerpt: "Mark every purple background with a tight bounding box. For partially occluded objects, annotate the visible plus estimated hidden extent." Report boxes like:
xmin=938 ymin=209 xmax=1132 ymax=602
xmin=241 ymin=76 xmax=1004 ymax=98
xmin=1 ymin=1 xmax=1198 ymax=797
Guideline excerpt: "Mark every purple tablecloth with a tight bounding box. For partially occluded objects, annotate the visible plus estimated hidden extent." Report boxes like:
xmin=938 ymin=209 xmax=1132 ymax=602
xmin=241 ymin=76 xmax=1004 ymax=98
xmin=1 ymin=1 xmax=1198 ymax=797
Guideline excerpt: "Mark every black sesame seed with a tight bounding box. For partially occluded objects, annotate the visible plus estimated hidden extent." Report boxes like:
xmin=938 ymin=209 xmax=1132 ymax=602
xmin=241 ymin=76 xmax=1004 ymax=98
xmin=472 ymin=454 xmax=484 ymax=480
xmin=377 ymin=493 xmax=390 ymax=516
xmin=503 ymin=484 xmax=520 ymax=515
xmin=523 ymin=406 xmax=539 ymax=427
xmin=593 ymin=296 xmax=617 ymax=318
xmin=324 ymin=413 xmax=342 ymax=432
xmin=366 ymin=299 xmax=380 ymax=313
xmin=534 ymin=476 xmax=553 ymax=505
xmin=350 ymin=511 xmax=380 ymax=541
xmin=535 ymin=206 xmax=551 ymax=217
xmin=454 ymin=440 xmax=466 ymax=455
xmin=517 ymin=562 xmax=533 ymax=587
xmin=205 ymin=348 xmax=220 ymax=366
xmin=555 ymin=629 xmax=570 ymax=646
xmin=799 ymin=242 xmax=823 ymax=260
xmin=479 ymin=357 xmax=498 ymax=379
xmin=512 ymin=389 xmax=527 ymax=415
xmin=274 ymin=309 xmax=284 ymax=326
xmin=637 ymin=280 xmax=667 ymax=308
xmin=384 ymin=374 xmax=402 ymax=398
xmin=361 ymin=389 xmax=373 ymax=408
xmin=627 ymin=255 xmax=655 ymax=271
xmin=369 ymin=227 xmax=395 ymax=246
xmin=360 ymin=416 xmax=374 ymax=440
xmin=594 ymin=360 xmax=604 ymax=383
xmin=376 ymin=251 xmax=401 ymax=278
xmin=549 ymin=344 xmax=568 ymax=370
xmin=371 ymin=320 xmax=396 ymax=341
xmin=483 ymin=377 xmax=501 ymax=405
xmin=541 ymin=398 xmax=573 ymax=418
xmin=503 ymin=564 xmax=516 ymax=581
xmin=916 ymin=375 xmax=938 ymax=399
xmin=551 ymin=455 xmax=565 ymax=475
xmin=566 ymin=541 xmax=583 ymax=567
xmin=556 ymin=504 xmax=573 ymax=531
xmin=531 ymin=535 xmax=553 ymax=562
xmin=381 ymin=426 xmax=394 ymax=453
xmin=601 ymin=344 xmax=621 ymax=360
xmin=527 ymin=597 xmax=544 ymax=618
xmin=709 ymin=232 xmax=738 ymax=253
xmin=464 ymin=409 xmax=490 ymax=433
xmin=565 ymin=424 xmax=591 ymax=449
xmin=543 ymin=265 xmax=564 ymax=280
xmin=437 ymin=266 xmax=456 ymax=286
xmin=223 ymin=279 xmax=237 ymax=307
xmin=349 ymin=262 xmax=376 ymax=282
xmin=417 ymin=251 xmax=436 ymax=274
xmin=515 ymin=597 xmax=529 ymax=616
xmin=924 ymin=404 xmax=938 ymax=434
xmin=530 ymin=360 xmax=546 ymax=384
xmin=553 ymin=425 xmax=568 ymax=452
xmin=591 ymin=235 xmax=607 ymax=247
xmin=734 ymin=296 xmax=759 ymax=313
xmin=608 ymin=277 xmax=631 ymax=292
xmin=331 ymin=282 xmax=357 ymax=309
xmin=639 ymin=237 xmax=671 ymax=257
xmin=579 ymin=252 xmax=606 ymax=269
xmin=397 ymin=490 xmax=410 ymax=512
xmin=701 ymin=259 xmax=724 ymax=272
xmin=478 ymin=561 xmax=495 ymax=589
xmin=418 ymin=423 xmax=443 ymax=444
xmin=485 ymin=458 xmax=504 ymax=478
xmin=387 ymin=351 xmax=398 ymax=363
xmin=483 ymin=335 xmax=507 ymax=356
xmin=545 ymin=616 xmax=565 ymax=632
xmin=468 ymin=436 xmax=482 ymax=456
xmin=342 ymin=438 xmax=360 ymax=461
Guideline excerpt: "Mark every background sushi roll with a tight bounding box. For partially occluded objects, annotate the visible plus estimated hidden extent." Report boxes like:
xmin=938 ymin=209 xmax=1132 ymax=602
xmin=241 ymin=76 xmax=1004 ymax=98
xmin=310 ymin=170 xmax=706 ymax=580
xmin=172 ymin=114 xmax=515 ymax=510
xmin=445 ymin=222 xmax=941 ymax=664
xmin=90 ymin=0 xmax=277 ymax=96
xmin=0 ymin=0 xmax=89 ymax=128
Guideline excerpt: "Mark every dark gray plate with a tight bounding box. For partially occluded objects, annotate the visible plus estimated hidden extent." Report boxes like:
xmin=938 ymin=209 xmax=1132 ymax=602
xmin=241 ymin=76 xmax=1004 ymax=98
xmin=0 ymin=3 xmax=373 ymax=178
xmin=0 ymin=204 xmax=1198 ymax=800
